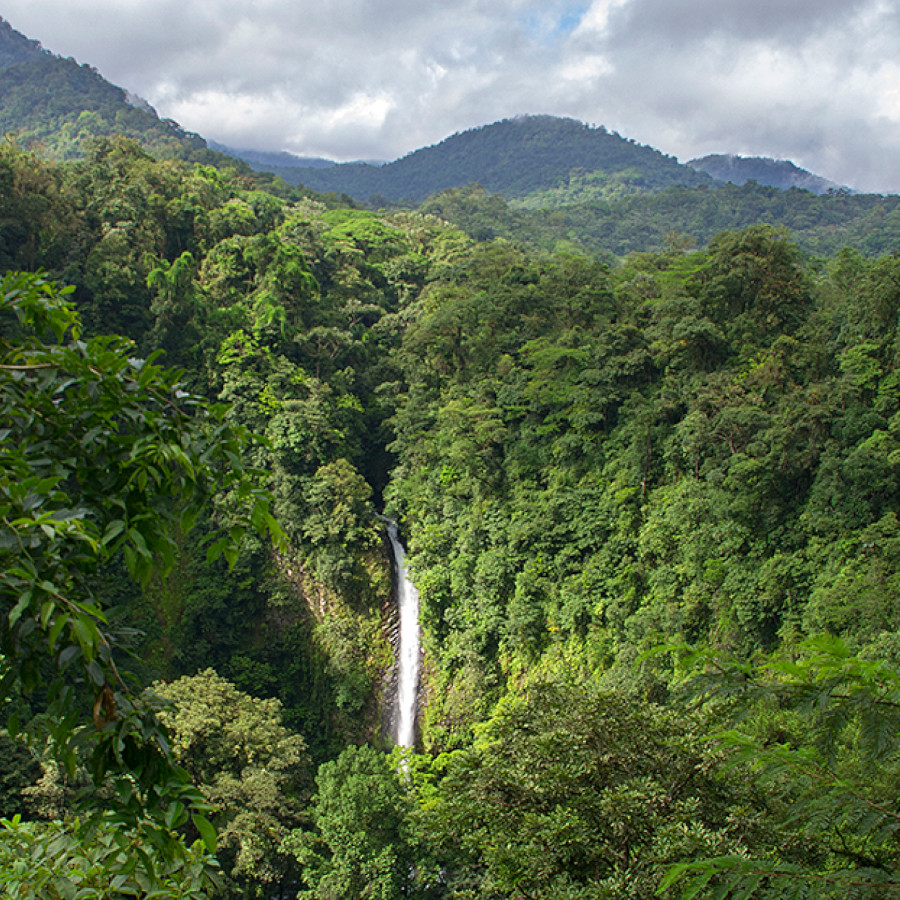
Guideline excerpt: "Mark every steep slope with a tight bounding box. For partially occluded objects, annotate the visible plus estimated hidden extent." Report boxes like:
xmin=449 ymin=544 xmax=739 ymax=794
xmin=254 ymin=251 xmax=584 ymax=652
xmin=0 ymin=15 xmax=43 ymax=68
xmin=277 ymin=115 xmax=715 ymax=203
xmin=688 ymin=153 xmax=850 ymax=194
xmin=0 ymin=16 xmax=241 ymax=166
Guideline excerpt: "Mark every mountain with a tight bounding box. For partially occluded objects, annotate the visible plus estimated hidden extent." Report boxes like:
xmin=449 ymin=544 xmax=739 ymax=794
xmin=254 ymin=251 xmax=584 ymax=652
xmin=206 ymin=141 xmax=338 ymax=170
xmin=270 ymin=115 xmax=716 ymax=204
xmin=0 ymin=15 xmax=42 ymax=68
xmin=0 ymin=16 xmax=242 ymax=166
xmin=687 ymin=153 xmax=850 ymax=195
xmin=3 ymin=16 xmax=897 ymax=261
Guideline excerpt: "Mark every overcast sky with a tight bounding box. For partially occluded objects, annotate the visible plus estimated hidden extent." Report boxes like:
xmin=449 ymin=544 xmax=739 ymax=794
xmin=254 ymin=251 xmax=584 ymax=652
xmin=4 ymin=0 xmax=900 ymax=192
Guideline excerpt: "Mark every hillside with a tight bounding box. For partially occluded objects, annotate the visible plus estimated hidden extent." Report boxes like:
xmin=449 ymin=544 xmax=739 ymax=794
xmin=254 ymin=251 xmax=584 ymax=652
xmin=4 ymin=139 xmax=900 ymax=896
xmin=423 ymin=179 xmax=900 ymax=259
xmin=0 ymin=16 xmax=243 ymax=166
xmin=0 ymin=15 xmax=42 ymax=68
xmin=207 ymin=139 xmax=339 ymax=170
xmin=273 ymin=115 xmax=715 ymax=203
xmin=688 ymin=153 xmax=850 ymax=194
xmin=4 ymin=18 xmax=900 ymax=900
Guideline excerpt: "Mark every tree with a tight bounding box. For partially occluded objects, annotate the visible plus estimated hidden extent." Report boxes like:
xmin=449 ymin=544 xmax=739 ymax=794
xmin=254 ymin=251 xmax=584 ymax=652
xmin=0 ymin=271 xmax=280 ymax=889
xmin=153 ymin=670 xmax=309 ymax=898
xmin=0 ymin=815 xmax=212 ymax=900
xmin=285 ymin=744 xmax=420 ymax=900
xmin=420 ymin=666 xmax=766 ymax=899
xmin=662 ymin=637 xmax=900 ymax=898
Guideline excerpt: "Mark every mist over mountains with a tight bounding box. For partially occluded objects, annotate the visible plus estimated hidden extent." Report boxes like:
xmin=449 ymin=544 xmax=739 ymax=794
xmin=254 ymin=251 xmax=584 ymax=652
xmin=2 ymin=12 xmax=899 ymax=262
xmin=0 ymin=14 xmax=864 ymax=206
xmin=687 ymin=153 xmax=851 ymax=195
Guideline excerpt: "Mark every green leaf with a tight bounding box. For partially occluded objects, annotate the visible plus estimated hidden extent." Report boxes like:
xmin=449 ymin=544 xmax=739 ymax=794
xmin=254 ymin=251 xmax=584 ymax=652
xmin=191 ymin=813 xmax=217 ymax=854
xmin=58 ymin=645 xmax=80 ymax=668
xmin=205 ymin=537 xmax=228 ymax=564
xmin=657 ymin=863 xmax=692 ymax=894
xmin=48 ymin=613 xmax=69 ymax=650
xmin=101 ymin=519 xmax=125 ymax=546
xmin=87 ymin=660 xmax=105 ymax=687
xmin=40 ymin=600 xmax=56 ymax=629
xmin=8 ymin=592 xmax=32 ymax=627
xmin=682 ymin=868 xmax=717 ymax=900
xmin=72 ymin=615 xmax=97 ymax=656
xmin=223 ymin=543 xmax=239 ymax=569
xmin=180 ymin=505 xmax=199 ymax=535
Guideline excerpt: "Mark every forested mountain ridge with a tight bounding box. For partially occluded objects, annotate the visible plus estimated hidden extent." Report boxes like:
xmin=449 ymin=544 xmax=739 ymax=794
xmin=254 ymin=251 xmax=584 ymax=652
xmin=263 ymin=115 xmax=716 ymax=203
xmin=0 ymin=15 xmax=42 ymax=68
xmin=0 ymin=16 xmax=245 ymax=166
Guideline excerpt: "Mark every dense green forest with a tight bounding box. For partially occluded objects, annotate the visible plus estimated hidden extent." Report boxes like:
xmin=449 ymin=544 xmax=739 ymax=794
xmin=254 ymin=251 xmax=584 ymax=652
xmin=422 ymin=180 xmax=900 ymax=259
xmin=266 ymin=116 xmax=715 ymax=203
xmin=2 ymin=132 xmax=900 ymax=900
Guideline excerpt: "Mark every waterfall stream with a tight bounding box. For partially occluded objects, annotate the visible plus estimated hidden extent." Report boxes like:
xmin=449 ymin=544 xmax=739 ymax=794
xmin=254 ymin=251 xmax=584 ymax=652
xmin=385 ymin=520 xmax=420 ymax=748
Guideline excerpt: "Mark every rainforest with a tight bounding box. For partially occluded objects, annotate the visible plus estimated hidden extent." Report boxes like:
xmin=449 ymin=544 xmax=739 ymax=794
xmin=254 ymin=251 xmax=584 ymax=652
xmin=2 ymin=133 xmax=900 ymax=900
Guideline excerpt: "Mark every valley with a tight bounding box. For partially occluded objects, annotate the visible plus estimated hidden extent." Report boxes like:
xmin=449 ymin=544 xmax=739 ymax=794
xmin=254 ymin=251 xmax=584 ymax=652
xmin=1 ymin=12 xmax=900 ymax=899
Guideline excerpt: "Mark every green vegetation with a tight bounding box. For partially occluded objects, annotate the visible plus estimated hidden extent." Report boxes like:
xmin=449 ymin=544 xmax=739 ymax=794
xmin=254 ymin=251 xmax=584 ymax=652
xmin=1 ymin=103 xmax=900 ymax=898
xmin=423 ymin=181 xmax=900 ymax=258
xmin=154 ymin=670 xmax=310 ymax=896
xmin=0 ymin=270 xmax=278 ymax=895
xmin=661 ymin=636 xmax=900 ymax=897
xmin=0 ymin=16 xmax=248 ymax=166
xmin=234 ymin=115 xmax=900 ymax=261
xmin=271 ymin=116 xmax=713 ymax=204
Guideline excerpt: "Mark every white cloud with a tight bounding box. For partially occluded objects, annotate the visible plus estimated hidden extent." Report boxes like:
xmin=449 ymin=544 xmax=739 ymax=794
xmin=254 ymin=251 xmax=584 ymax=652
xmin=575 ymin=0 xmax=633 ymax=37
xmin=4 ymin=0 xmax=900 ymax=190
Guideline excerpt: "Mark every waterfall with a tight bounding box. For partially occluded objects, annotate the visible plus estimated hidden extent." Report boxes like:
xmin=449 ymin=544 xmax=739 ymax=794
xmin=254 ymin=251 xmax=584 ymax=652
xmin=385 ymin=520 xmax=420 ymax=748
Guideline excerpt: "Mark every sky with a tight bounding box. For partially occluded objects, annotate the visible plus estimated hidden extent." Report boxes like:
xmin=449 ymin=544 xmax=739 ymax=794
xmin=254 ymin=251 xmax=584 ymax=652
xmin=4 ymin=0 xmax=900 ymax=193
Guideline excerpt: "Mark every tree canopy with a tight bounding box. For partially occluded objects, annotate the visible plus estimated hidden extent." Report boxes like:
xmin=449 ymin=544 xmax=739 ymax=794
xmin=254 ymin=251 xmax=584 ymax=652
xmin=1 ymin=127 xmax=900 ymax=899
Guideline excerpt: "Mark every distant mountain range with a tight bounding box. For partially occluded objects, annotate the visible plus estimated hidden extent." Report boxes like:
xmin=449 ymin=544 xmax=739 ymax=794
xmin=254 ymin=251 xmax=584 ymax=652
xmin=205 ymin=142 xmax=339 ymax=171
xmin=221 ymin=116 xmax=717 ymax=204
xmin=0 ymin=14 xmax=873 ymax=216
xmin=687 ymin=154 xmax=851 ymax=195
xmin=217 ymin=127 xmax=850 ymax=204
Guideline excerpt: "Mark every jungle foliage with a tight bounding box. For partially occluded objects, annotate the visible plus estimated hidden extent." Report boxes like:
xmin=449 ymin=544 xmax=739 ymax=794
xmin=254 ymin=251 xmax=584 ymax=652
xmin=2 ymin=134 xmax=900 ymax=898
xmin=423 ymin=180 xmax=900 ymax=259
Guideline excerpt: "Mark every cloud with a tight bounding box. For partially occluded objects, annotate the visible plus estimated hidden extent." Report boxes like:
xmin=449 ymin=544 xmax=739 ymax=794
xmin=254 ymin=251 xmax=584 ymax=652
xmin=4 ymin=0 xmax=900 ymax=191
xmin=573 ymin=0 xmax=900 ymax=190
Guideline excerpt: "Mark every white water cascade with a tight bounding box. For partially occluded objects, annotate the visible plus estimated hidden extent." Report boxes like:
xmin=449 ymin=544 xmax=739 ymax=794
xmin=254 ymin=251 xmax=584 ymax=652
xmin=386 ymin=520 xmax=420 ymax=748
